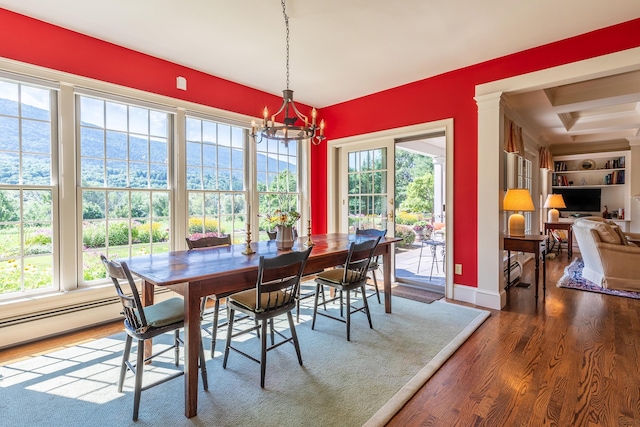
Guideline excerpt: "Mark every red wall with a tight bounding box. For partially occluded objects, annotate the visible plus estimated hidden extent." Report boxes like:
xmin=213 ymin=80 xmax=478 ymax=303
xmin=1 ymin=8 xmax=639 ymax=288
xmin=319 ymin=18 xmax=640 ymax=288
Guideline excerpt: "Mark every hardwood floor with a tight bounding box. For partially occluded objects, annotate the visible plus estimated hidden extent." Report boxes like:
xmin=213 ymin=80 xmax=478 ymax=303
xmin=389 ymin=253 xmax=640 ymax=427
xmin=2 ymin=253 xmax=639 ymax=426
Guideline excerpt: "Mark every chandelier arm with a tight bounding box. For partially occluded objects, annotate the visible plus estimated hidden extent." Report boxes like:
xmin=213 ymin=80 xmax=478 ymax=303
xmin=288 ymin=100 xmax=309 ymax=124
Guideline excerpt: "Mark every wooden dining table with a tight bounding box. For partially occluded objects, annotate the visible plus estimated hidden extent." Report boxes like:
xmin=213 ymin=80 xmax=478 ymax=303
xmin=122 ymin=233 xmax=401 ymax=418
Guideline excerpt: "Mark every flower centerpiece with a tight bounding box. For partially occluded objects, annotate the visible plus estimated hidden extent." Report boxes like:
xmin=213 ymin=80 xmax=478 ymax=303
xmin=263 ymin=209 xmax=300 ymax=250
xmin=264 ymin=209 xmax=301 ymax=228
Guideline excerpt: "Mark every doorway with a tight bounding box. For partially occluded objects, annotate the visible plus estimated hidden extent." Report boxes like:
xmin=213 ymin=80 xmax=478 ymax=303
xmin=393 ymin=133 xmax=447 ymax=291
xmin=332 ymin=123 xmax=452 ymax=296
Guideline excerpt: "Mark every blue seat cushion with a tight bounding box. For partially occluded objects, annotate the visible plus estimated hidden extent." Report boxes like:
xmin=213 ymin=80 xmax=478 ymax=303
xmin=142 ymin=297 xmax=184 ymax=328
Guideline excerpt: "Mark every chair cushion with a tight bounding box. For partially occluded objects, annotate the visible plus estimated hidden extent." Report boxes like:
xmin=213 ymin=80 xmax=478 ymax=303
xmin=614 ymin=226 xmax=629 ymax=246
xmin=230 ymin=288 xmax=289 ymax=312
xmin=315 ymin=268 xmax=360 ymax=284
xmin=143 ymin=297 xmax=184 ymax=328
xmin=593 ymin=222 xmax=623 ymax=245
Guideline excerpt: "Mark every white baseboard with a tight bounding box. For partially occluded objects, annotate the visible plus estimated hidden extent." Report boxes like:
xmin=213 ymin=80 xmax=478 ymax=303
xmin=452 ymin=283 xmax=502 ymax=310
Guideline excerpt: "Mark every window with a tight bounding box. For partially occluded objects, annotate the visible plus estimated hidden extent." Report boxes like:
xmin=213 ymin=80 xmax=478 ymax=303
xmin=518 ymin=156 xmax=533 ymax=234
xmin=186 ymin=116 xmax=247 ymax=243
xmin=0 ymin=66 xmax=305 ymax=306
xmin=78 ymin=95 xmax=171 ymax=282
xmin=347 ymin=148 xmax=387 ymax=232
xmin=256 ymin=139 xmax=300 ymax=239
xmin=0 ymin=77 xmax=57 ymax=295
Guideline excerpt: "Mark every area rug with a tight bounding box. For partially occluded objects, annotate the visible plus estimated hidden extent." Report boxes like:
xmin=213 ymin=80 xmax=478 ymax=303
xmin=391 ymin=284 xmax=444 ymax=304
xmin=557 ymin=257 xmax=640 ymax=299
xmin=0 ymin=296 xmax=489 ymax=427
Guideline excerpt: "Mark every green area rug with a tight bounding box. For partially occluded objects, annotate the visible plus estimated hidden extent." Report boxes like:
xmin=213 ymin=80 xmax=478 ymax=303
xmin=0 ymin=296 xmax=489 ymax=427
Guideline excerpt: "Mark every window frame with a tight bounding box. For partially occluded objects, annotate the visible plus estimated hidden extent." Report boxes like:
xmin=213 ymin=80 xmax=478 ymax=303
xmin=0 ymin=74 xmax=60 ymax=298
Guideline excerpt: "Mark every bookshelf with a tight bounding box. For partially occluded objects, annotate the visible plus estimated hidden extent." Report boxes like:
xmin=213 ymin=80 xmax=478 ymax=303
xmin=551 ymin=150 xmax=631 ymax=220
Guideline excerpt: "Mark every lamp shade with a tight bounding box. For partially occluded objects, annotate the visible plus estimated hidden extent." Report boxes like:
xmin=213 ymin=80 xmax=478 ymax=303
xmin=543 ymin=194 xmax=566 ymax=222
xmin=503 ymin=189 xmax=534 ymax=237
xmin=503 ymin=189 xmax=535 ymax=212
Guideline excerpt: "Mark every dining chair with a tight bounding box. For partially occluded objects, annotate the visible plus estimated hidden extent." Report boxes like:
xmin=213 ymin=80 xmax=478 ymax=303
xmin=312 ymin=236 xmax=382 ymax=341
xmin=186 ymin=235 xmax=238 ymax=358
xmin=101 ymin=255 xmax=208 ymax=421
xmin=354 ymin=228 xmax=387 ymax=303
xmin=222 ymin=247 xmax=312 ymax=388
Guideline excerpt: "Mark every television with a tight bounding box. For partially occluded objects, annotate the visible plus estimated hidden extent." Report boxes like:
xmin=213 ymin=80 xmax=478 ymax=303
xmin=553 ymin=188 xmax=601 ymax=213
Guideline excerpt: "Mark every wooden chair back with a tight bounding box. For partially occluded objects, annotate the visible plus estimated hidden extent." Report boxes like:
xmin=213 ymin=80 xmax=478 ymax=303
xmin=186 ymin=235 xmax=231 ymax=249
xmin=255 ymin=247 xmax=312 ymax=313
xmin=343 ymin=236 xmax=382 ymax=285
xmin=101 ymin=254 xmax=146 ymax=332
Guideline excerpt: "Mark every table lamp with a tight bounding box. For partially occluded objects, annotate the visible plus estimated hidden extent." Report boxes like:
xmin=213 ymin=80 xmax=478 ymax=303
xmin=543 ymin=193 xmax=566 ymax=222
xmin=503 ymin=188 xmax=535 ymax=237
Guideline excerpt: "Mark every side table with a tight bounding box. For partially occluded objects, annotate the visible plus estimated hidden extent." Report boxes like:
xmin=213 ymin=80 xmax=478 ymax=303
xmin=503 ymin=234 xmax=547 ymax=302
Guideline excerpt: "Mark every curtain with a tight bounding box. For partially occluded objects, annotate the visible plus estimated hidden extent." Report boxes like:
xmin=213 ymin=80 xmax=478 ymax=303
xmin=538 ymin=146 xmax=553 ymax=169
xmin=503 ymin=117 xmax=524 ymax=154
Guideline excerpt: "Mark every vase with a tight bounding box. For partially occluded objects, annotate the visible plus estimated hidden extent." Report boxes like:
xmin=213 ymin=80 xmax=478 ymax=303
xmin=275 ymin=225 xmax=295 ymax=250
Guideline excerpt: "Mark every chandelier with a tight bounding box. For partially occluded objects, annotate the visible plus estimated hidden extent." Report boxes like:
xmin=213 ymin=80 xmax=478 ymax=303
xmin=251 ymin=0 xmax=325 ymax=146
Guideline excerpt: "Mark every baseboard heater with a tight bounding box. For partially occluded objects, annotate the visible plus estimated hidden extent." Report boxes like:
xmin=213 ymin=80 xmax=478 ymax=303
xmin=0 ymin=297 xmax=120 ymax=328
xmin=504 ymin=260 xmax=522 ymax=287
xmin=0 ymin=287 xmax=173 ymax=349
xmin=0 ymin=287 xmax=173 ymax=328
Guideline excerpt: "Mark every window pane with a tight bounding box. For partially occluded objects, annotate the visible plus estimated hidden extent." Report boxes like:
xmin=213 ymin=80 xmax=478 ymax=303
xmin=80 ymin=97 xmax=104 ymax=128
xmin=81 ymin=127 xmax=105 ymax=158
xmin=129 ymin=135 xmax=148 ymax=161
xmin=0 ymin=152 xmax=20 ymax=184
xmin=107 ymin=161 xmax=127 ymax=187
xmin=106 ymin=101 xmax=127 ymax=132
xmin=108 ymin=191 xmax=129 ymax=219
xmin=106 ymin=131 xmax=127 ymax=159
xmin=129 ymin=106 xmax=149 ymax=134
xmin=0 ymin=80 xmax=19 ymax=116
xmin=0 ymin=116 xmax=19 ymax=151
xmin=82 ymin=158 xmax=105 ymax=187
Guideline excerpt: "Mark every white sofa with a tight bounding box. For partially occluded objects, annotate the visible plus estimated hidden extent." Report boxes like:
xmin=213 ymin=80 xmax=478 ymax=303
xmin=572 ymin=217 xmax=640 ymax=292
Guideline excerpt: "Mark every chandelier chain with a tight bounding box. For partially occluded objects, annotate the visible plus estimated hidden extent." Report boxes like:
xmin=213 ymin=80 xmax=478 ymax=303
xmin=282 ymin=0 xmax=290 ymax=91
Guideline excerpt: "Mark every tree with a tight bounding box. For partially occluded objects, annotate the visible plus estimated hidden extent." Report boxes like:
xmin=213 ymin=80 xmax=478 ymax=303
xmin=0 ymin=190 xmax=20 ymax=222
xmin=399 ymin=172 xmax=434 ymax=214
xmin=395 ymin=150 xmax=432 ymax=207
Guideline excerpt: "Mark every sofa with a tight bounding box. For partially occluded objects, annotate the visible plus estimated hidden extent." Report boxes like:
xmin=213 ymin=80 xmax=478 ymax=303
xmin=572 ymin=217 xmax=640 ymax=292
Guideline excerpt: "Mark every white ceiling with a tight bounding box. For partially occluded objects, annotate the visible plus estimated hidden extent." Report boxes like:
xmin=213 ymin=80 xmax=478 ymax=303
xmin=2 ymin=0 xmax=640 ymax=147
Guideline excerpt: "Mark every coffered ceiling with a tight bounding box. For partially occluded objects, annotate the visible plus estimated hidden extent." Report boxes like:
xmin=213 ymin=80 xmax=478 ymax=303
xmin=505 ymin=70 xmax=640 ymax=153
